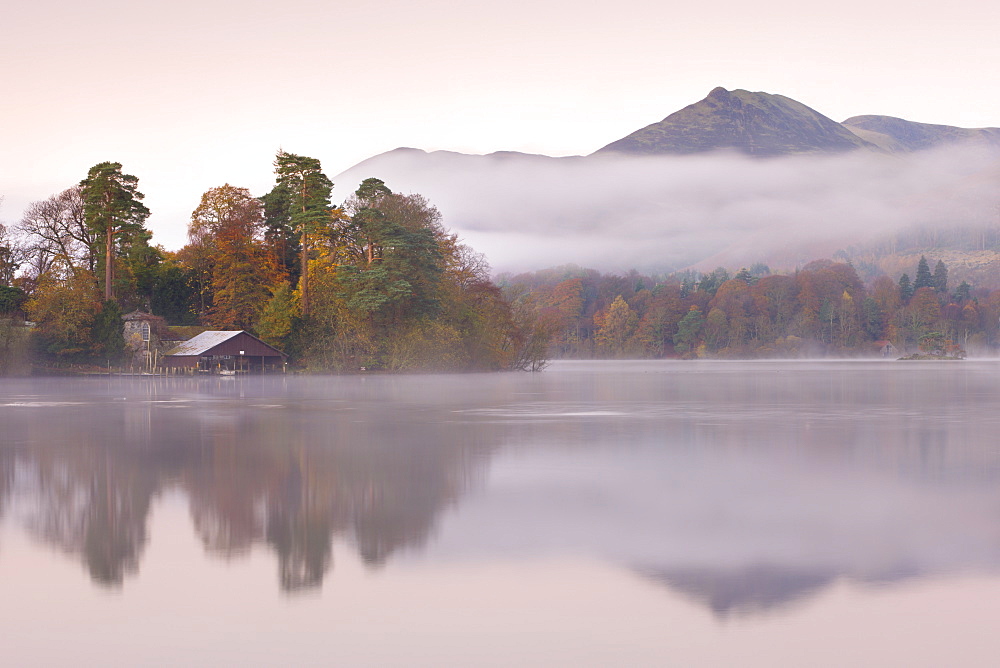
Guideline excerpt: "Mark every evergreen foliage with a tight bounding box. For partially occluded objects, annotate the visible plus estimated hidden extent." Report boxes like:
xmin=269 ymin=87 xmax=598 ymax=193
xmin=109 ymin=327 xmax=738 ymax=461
xmin=953 ymin=281 xmax=972 ymax=303
xmin=933 ymin=260 xmax=948 ymax=293
xmin=913 ymin=255 xmax=934 ymax=290
xmin=697 ymin=267 xmax=730 ymax=296
xmin=79 ymin=162 xmax=150 ymax=301
xmin=898 ymin=273 xmax=913 ymax=302
xmin=673 ymin=307 xmax=704 ymax=357
xmin=272 ymin=152 xmax=333 ymax=317
xmin=0 ymin=286 xmax=26 ymax=314
xmin=91 ymin=300 xmax=125 ymax=362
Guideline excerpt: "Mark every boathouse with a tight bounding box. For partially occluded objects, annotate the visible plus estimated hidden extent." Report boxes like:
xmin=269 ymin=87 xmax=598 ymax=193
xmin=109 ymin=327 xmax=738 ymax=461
xmin=161 ymin=330 xmax=286 ymax=373
xmin=874 ymin=340 xmax=898 ymax=358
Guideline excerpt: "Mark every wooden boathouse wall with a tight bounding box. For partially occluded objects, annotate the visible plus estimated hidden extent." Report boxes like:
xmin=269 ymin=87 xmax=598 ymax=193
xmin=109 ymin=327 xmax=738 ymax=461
xmin=161 ymin=331 xmax=287 ymax=372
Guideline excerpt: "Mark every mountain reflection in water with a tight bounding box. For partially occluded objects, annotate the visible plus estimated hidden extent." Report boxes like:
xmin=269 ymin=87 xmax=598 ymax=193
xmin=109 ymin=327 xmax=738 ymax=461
xmin=3 ymin=361 xmax=1000 ymax=621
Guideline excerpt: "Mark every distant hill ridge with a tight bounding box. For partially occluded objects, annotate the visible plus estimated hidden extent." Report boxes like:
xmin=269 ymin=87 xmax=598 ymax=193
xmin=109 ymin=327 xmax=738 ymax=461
xmin=841 ymin=115 xmax=1000 ymax=153
xmin=345 ymin=87 xmax=1000 ymax=170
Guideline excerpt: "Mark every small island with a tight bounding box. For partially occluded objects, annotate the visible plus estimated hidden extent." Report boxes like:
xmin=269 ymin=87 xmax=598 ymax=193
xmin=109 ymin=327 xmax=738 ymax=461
xmin=898 ymin=332 xmax=967 ymax=360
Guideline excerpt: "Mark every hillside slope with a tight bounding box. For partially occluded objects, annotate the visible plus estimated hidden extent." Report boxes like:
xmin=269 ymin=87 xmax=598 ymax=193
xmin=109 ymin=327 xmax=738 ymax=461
xmin=843 ymin=115 xmax=1000 ymax=152
xmin=594 ymin=87 xmax=877 ymax=156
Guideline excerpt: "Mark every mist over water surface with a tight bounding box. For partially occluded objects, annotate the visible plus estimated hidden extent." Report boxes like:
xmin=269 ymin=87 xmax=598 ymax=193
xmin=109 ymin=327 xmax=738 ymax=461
xmin=3 ymin=361 xmax=1000 ymax=665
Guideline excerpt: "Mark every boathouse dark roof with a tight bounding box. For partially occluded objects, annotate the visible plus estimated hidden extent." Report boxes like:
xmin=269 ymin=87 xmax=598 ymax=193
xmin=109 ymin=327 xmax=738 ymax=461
xmin=163 ymin=330 xmax=286 ymax=359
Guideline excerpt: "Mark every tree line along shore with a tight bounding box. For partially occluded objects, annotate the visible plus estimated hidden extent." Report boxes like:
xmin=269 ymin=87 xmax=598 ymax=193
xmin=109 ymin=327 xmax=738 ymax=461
xmin=0 ymin=154 xmax=548 ymax=374
xmin=2 ymin=154 xmax=996 ymax=375
xmin=501 ymin=256 xmax=993 ymax=360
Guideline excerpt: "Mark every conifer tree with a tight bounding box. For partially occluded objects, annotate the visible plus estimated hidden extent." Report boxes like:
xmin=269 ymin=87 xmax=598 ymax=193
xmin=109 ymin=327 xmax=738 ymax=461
xmin=734 ymin=267 xmax=754 ymax=285
xmin=898 ymin=273 xmax=913 ymax=302
xmin=79 ymin=162 xmax=150 ymax=301
xmin=673 ymin=306 xmax=704 ymax=356
xmin=272 ymin=152 xmax=332 ymax=317
xmin=953 ymin=281 xmax=971 ymax=303
xmin=933 ymin=260 xmax=948 ymax=294
xmin=913 ymin=256 xmax=933 ymax=291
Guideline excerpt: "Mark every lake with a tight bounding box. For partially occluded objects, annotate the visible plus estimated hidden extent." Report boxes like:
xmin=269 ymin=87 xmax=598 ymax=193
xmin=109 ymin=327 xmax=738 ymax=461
xmin=3 ymin=360 xmax=1000 ymax=666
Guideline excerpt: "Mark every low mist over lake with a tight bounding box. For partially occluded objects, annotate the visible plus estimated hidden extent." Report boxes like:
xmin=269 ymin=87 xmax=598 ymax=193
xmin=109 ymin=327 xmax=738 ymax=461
xmin=4 ymin=361 xmax=1000 ymax=665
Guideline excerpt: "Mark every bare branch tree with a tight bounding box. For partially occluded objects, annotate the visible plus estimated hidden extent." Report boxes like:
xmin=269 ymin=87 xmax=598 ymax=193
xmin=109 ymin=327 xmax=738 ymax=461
xmin=17 ymin=187 xmax=96 ymax=280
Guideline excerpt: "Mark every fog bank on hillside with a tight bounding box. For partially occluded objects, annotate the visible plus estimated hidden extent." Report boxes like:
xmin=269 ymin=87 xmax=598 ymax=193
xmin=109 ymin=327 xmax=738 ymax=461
xmin=335 ymin=145 xmax=1000 ymax=273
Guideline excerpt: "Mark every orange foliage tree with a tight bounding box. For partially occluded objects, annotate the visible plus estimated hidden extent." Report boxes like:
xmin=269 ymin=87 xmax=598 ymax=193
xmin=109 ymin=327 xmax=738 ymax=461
xmin=188 ymin=185 xmax=284 ymax=330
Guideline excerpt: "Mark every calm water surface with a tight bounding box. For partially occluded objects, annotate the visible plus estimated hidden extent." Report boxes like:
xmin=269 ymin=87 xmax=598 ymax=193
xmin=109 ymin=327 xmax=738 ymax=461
xmin=3 ymin=360 xmax=1000 ymax=666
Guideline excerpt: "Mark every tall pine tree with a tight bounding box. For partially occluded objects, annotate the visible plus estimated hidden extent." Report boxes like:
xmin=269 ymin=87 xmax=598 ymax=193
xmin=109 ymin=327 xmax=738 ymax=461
xmin=80 ymin=162 xmax=150 ymax=301
xmin=933 ymin=260 xmax=948 ymax=294
xmin=913 ymin=256 xmax=934 ymax=291
xmin=271 ymin=152 xmax=332 ymax=317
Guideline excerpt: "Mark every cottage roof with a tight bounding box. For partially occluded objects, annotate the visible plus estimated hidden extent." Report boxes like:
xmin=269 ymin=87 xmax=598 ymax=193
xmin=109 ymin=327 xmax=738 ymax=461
xmin=164 ymin=330 xmax=247 ymax=356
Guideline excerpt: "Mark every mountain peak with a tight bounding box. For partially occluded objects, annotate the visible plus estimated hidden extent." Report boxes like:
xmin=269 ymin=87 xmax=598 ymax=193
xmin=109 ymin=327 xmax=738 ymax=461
xmin=595 ymin=88 xmax=877 ymax=157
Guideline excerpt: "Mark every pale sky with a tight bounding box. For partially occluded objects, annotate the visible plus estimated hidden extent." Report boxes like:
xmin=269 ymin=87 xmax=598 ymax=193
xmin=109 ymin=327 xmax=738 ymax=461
xmin=2 ymin=0 xmax=998 ymax=254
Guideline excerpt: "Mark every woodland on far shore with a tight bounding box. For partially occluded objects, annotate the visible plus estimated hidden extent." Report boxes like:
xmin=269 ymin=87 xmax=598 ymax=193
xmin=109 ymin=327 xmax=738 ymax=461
xmin=501 ymin=254 xmax=996 ymax=361
xmin=1 ymin=153 xmax=998 ymax=375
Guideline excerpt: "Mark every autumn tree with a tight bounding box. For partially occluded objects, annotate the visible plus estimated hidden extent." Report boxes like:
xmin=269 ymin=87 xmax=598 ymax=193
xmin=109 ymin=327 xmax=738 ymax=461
xmin=754 ymin=274 xmax=797 ymax=327
xmin=25 ymin=270 xmax=103 ymax=359
xmin=710 ymin=278 xmax=754 ymax=350
xmin=80 ymin=162 xmax=150 ymax=301
xmin=631 ymin=284 xmax=687 ymax=357
xmin=256 ymin=282 xmax=297 ymax=349
xmin=189 ymin=185 xmax=284 ymax=330
xmin=541 ymin=277 xmax=585 ymax=354
xmin=595 ymin=295 xmax=638 ymax=357
xmin=899 ymin=287 xmax=941 ymax=346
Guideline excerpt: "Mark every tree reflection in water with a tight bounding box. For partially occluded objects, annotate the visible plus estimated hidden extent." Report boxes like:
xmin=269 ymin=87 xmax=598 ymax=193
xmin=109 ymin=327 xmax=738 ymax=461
xmin=5 ymin=363 xmax=1000 ymax=619
xmin=2 ymin=377 xmax=487 ymax=593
